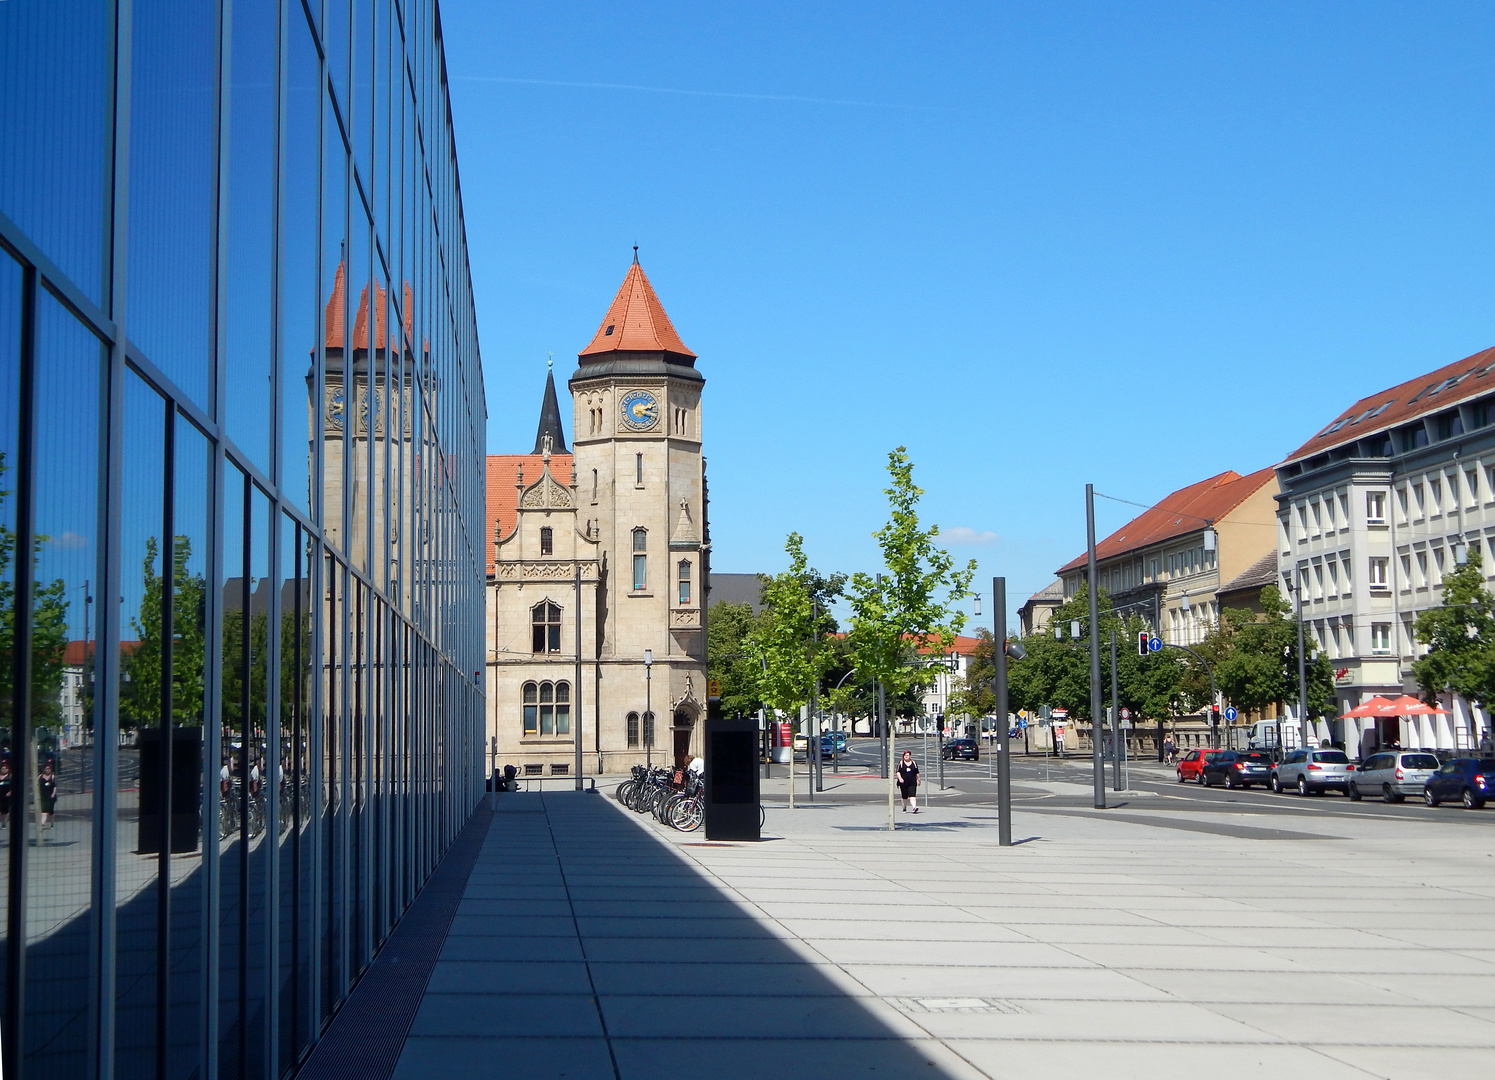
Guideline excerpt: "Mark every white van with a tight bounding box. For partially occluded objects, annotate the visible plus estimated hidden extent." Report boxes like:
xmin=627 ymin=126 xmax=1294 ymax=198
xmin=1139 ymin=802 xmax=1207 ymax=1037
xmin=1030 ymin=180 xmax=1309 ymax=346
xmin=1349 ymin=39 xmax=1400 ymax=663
xmin=1247 ymin=720 xmax=1301 ymax=751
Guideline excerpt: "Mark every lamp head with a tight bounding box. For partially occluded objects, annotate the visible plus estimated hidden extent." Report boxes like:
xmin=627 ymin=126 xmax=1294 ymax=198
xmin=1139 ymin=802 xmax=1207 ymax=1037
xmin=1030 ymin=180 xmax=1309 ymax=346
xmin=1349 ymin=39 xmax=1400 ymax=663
xmin=644 ymin=649 xmax=652 ymax=668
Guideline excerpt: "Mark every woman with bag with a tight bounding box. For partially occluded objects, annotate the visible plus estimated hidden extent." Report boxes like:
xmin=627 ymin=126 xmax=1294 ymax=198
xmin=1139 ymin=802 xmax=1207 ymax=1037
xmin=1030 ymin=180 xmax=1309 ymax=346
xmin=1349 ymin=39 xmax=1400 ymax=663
xmin=896 ymin=749 xmax=920 ymax=813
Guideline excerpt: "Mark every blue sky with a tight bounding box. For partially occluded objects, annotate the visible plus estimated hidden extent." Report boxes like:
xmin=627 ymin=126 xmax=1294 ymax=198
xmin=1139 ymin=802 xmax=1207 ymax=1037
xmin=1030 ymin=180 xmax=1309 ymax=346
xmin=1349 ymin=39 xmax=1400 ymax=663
xmin=442 ymin=0 xmax=1495 ymax=627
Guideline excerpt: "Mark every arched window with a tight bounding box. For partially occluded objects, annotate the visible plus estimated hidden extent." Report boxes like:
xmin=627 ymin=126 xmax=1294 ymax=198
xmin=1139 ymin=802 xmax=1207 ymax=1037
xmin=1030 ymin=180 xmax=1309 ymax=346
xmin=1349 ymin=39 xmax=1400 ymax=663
xmin=532 ymin=601 xmax=562 ymax=653
xmin=643 ymin=711 xmax=655 ymax=748
xmin=677 ymin=559 xmax=691 ymax=605
xmin=632 ymin=529 xmax=647 ymax=591
xmin=626 ymin=711 xmax=640 ymax=747
xmin=540 ymin=526 xmax=553 ymax=556
xmin=523 ymin=680 xmax=571 ymax=735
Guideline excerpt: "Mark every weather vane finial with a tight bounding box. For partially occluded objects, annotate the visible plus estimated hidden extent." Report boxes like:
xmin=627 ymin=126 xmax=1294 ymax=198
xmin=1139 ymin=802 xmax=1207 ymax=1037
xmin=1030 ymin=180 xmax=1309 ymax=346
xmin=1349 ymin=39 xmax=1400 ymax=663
xmin=632 ymin=244 xmax=639 ymax=264
xmin=547 ymin=350 xmax=553 ymax=372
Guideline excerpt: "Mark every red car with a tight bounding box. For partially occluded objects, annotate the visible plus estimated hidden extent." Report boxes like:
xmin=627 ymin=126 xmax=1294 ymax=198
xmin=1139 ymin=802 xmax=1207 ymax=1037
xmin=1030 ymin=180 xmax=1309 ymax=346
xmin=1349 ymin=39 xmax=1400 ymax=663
xmin=1176 ymin=749 xmax=1226 ymax=784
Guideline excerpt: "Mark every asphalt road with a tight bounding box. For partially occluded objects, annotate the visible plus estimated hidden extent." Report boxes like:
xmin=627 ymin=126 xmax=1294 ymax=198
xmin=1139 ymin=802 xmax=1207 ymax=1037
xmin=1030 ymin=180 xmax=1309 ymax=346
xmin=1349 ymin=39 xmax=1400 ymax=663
xmin=787 ymin=737 xmax=1495 ymax=829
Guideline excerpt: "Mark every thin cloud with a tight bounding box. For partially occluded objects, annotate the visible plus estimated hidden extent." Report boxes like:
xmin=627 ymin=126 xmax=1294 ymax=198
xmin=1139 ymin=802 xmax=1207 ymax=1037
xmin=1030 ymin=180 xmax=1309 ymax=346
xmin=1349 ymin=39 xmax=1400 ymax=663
xmin=453 ymin=75 xmax=936 ymax=111
xmin=942 ymin=526 xmax=999 ymax=546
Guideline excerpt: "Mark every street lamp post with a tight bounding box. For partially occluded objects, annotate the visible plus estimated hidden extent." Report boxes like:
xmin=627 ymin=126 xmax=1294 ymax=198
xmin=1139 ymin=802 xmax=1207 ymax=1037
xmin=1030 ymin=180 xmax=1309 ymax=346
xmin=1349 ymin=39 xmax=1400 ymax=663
xmin=1286 ymin=572 xmax=1308 ymax=750
xmin=644 ymin=649 xmax=653 ymax=769
xmin=1086 ymin=484 xmax=1105 ymax=810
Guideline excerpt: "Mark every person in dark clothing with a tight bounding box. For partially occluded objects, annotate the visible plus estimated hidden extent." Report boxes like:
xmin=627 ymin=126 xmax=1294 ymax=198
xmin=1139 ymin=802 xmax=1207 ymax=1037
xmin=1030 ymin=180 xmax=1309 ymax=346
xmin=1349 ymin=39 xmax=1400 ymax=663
xmin=896 ymin=750 xmax=920 ymax=813
xmin=37 ymin=761 xmax=57 ymax=831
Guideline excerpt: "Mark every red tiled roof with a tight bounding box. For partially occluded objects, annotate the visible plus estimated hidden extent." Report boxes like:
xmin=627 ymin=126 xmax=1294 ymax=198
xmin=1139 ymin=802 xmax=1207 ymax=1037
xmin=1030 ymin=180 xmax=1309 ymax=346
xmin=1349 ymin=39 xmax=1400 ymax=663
xmin=579 ymin=260 xmax=695 ymax=360
xmin=913 ymin=634 xmax=982 ymax=657
xmin=1057 ymin=467 xmax=1277 ymax=574
xmin=324 ymin=263 xmax=415 ymax=352
xmin=485 ymin=453 xmax=574 ymax=575
xmin=1282 ymin=345 xmax=1495 ymax=465
xmin=63 ymin=640 xmax=139 ymax=665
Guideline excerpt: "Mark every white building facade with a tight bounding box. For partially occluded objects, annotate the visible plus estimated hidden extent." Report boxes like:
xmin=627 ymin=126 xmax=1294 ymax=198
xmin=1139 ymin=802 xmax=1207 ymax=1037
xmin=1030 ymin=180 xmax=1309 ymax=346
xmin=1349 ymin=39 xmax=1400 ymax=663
xmin=1276 ymin=345 xmax=1495 ymax=754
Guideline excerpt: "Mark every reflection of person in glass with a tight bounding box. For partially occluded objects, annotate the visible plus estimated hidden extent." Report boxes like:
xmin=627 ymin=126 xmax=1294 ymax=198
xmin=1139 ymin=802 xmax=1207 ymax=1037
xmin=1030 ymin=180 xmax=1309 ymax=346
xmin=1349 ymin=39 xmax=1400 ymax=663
xmin=0 ymin=758 xmax=12 ymax=828
xmin=37 ymin=761 xmax=58 ymax=831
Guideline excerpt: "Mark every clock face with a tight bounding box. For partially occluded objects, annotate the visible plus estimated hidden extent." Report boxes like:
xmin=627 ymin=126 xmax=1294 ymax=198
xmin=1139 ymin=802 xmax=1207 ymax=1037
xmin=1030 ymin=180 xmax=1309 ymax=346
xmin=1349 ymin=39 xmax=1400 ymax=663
xmin=327 ymin=386 xmax=346 ymax=431
xmin=619 ymin=389 xmax=659 ymax=432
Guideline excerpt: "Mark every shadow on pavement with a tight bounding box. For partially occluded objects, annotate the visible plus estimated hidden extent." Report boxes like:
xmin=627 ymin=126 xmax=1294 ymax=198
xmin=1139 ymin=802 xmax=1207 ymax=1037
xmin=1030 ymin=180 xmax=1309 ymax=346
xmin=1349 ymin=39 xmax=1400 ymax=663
xmin=392 ymin=791 xmax=968 ymax=1080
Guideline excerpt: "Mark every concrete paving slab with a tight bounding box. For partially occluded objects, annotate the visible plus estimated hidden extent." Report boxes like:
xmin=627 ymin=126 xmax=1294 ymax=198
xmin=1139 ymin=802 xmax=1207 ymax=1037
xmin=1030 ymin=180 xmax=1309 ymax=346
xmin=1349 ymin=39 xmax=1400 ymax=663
xmin=408 ymin=992 xmax=604 ymax=1038
xmin=392 ymin=1035 xmax=615 ymax=1080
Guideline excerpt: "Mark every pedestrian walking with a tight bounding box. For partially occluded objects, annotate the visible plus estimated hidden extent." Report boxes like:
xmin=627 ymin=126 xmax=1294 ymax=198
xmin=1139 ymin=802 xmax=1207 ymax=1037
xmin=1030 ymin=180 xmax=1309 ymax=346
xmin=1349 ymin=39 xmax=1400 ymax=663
xmin=1163 ymin=734 xmax=1176 ymax=765
xmin=896 ymin=750 xmax=920 ymax=813
xmin=0 ymin=758 xmax=12 ymax=829
xmin=37 ymin=761 xmax=57 ymax=832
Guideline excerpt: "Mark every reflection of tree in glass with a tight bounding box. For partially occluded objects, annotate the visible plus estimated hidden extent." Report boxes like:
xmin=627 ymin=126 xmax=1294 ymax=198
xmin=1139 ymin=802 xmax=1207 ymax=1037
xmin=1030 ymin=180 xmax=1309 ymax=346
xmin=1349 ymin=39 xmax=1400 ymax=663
xmin=121 ymin=536 xmax=207 ymax=731
xmin=0 ymin=452 xmax=72 ymax=743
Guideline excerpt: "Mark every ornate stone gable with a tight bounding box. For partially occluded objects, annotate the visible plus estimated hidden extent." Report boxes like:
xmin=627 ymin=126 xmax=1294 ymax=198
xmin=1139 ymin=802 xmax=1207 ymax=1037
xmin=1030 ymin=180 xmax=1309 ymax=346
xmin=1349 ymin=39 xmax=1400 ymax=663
xmin=519 ymin=467 xmax=574 ymax=510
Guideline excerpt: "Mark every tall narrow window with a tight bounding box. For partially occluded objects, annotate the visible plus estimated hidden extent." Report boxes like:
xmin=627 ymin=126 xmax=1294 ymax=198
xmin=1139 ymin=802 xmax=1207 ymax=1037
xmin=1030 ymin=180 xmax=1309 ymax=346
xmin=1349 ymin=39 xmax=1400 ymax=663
xmin=540 ymin=526 xmax=553 ymax=556
xmin=591 ymin=468 xmax=598 ymax=503
xmin=523 ymin=682 xmax=539 ymax=734
xmin=539 ymin=681 xmax=555 ymax=734
xmin=636 ymin=452 xmax=643 ymax=485
xmin=1366 ymin=491 xmax=1385 ymax=523
xmin=678 ymin=560 xmax=692 ymax=605
xmin=554 ymin=681 xmax=571 ymax=734
xmin=627 ymin=712 xmax=640 ymax=747
xmin=643 ymin=711 xmax=655 ymax=748
xmin=532 ymin=601 xmax=562 ymax=653
xmin=632 ymin=528 xmax=647 ymax=590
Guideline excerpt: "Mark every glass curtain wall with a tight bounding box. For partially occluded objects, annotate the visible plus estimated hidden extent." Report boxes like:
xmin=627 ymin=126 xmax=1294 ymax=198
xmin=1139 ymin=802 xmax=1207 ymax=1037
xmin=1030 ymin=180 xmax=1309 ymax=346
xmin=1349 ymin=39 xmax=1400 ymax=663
xmin=0 ymin=2 xmax=489 ymax=1078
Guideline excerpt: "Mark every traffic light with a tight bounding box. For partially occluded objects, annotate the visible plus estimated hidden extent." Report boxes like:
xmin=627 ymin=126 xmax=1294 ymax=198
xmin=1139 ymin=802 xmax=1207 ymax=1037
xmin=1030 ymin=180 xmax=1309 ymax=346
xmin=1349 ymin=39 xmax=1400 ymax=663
xmin=936 ymin=713 xmax=946 ymax=734
xmin=1138 ymin=632 xmax=1149 ymax=656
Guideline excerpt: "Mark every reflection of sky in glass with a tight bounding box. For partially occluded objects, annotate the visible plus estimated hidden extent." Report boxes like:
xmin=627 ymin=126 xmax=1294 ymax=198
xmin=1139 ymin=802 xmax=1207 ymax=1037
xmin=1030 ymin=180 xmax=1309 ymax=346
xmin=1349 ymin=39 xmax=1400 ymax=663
xmin=126 ymin=0 xmax=218 ymax=411
xmin=33 ymin=295 xmax=103 ymax=643
xmin=223 ymin=0 xmax=278 ymax=477
xmin=281 ymin=15 xmax=323 ymax=516
xmin=0 ymin=1 xmax=110 ymax=307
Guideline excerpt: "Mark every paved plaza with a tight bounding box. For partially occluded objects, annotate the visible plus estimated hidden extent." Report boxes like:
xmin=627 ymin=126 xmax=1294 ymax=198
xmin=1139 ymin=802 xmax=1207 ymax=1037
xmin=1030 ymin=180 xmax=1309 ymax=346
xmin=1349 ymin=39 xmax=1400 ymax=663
xmin=312 ymin=770 xmax=1495 ymax=1080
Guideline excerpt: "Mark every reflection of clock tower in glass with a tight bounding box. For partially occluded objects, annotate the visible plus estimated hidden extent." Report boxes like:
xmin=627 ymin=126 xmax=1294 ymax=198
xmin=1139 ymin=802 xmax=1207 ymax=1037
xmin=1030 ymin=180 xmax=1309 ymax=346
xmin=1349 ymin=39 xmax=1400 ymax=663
xmin=570 ymin=252 xmax=707 ymax=768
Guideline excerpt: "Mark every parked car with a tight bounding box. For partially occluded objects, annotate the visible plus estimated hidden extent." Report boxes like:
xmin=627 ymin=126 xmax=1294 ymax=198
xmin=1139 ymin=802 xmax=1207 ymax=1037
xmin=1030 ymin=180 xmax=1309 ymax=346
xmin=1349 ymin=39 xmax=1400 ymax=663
xmin=792 ymin=732 xmax=807 ymax=751
xmin=942 ymin=738 xmax=979 ymax=761
xmin=1176 ymin=748 xmax=1225 ymax=784
xmin=1272 ymin=747 xmax=1355 ymax=795
xmin=1201 ymin=749 xmax=1274 ymax=789
xmin=1423 ymin=758 xmax=1495 ymax=808
xmin=819 ymin=734 xmax=841 ymax=758
xmin=1350 ymin=751 xmax=1441 ymax=802
xmin=824 ymin=731 xmax=849 ymax=753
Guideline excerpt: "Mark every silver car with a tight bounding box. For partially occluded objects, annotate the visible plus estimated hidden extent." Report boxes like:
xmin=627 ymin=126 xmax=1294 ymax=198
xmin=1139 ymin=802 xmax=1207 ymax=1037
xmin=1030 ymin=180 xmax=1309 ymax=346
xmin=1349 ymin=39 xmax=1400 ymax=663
xmin=1272 ymin=748 xmax=1356 ymax=795
xmin=1350 ymin=751 xmax=1440 ymax=803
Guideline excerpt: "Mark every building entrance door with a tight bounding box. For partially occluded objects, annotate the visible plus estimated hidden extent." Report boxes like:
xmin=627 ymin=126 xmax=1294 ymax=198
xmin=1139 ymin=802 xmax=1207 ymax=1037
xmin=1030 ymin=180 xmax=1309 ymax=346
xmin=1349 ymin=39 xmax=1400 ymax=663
xmin=673 ymin=728 xmax=691 ymax=769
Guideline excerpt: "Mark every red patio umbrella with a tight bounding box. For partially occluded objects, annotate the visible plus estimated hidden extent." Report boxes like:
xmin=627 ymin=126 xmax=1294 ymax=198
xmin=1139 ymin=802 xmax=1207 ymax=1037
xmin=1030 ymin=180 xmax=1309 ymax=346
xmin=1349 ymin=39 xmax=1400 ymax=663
xmin=1341 ymin=696 xmax=1401 ymax=718
xmin=1387 ymin=694 xmax=1449 ymax=715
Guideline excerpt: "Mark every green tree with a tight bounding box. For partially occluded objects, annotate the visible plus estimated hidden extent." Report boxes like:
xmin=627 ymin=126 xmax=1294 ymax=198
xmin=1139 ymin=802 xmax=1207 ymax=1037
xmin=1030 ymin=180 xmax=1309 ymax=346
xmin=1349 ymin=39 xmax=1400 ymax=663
xmin=120 ymin=536 xmax=208 ymax=731
xmin=749 ymin=533 xmax=844 ymax=726
xmin=1412 ymin=561 xmax=1495 ymax=708
xmin=1212 ymin=586 xmax=1334 ymax=721
xmin=0 ymin=452 xmax=72 ymax=741
xmin=845 ymin=448 xmax=976 ymax=727
xmin=707 ymin=599 xmax=767 ymax=717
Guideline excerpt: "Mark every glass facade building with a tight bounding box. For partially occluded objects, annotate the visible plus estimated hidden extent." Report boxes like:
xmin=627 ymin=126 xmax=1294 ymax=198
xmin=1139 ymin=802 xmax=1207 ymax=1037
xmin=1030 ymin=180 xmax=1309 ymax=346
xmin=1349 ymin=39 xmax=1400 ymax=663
xmin=0 ymin=2 xmax=488 ymax=1077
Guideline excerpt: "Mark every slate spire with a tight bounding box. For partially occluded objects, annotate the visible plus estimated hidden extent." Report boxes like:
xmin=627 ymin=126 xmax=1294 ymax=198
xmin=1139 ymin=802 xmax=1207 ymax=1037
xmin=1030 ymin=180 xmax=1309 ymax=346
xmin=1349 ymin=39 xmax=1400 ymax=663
xmin=532 ymin=362 xmax=568 ymax=455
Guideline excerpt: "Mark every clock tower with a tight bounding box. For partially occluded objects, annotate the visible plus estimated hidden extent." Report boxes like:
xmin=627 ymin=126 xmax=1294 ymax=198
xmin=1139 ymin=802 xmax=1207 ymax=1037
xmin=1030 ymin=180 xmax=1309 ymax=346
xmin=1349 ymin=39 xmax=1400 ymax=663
xmin=570 ymin=254 xmax=707 ymax=768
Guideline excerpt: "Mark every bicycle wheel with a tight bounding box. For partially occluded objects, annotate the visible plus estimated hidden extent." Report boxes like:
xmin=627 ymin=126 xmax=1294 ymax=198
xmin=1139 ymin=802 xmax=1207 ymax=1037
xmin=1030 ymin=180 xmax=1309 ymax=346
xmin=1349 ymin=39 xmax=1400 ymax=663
xmin=615 ymin=780 xmax=637 ymax=807
xmin=219 ymin=797 xmax=238 ymax=841
xmin=671 ymin=797 xmax=703 ymax=832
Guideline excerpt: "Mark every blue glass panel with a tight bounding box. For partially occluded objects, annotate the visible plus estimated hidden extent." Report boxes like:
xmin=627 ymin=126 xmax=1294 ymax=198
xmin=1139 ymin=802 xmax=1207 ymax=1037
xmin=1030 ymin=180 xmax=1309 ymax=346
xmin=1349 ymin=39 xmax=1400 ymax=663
xmin=167 ymin=412 xmax=210 ymax=1080
xmin=216 ymin=463 xmax=246 ymax=1080
xmin=113 ymin=370 xmax=167 ymax=1079
xmin=282 ymin=12 xmax=322 ymax=517
xmin=25 ymin=291 xmax=103 ymax=1079
xmin=223 ymin=0 xmax=280 ymax=477
xmin=0 ymin=0 xmax=110 ymax=306
xmin=127 ymin=0 xmax=219 ymax=411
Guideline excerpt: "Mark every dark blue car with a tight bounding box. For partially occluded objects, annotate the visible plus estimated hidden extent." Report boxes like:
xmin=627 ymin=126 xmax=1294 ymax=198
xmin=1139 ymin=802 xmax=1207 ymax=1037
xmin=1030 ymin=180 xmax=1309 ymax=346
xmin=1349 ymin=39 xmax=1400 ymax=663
xmin=1423 ymin=758 xmax=1495 ymax=809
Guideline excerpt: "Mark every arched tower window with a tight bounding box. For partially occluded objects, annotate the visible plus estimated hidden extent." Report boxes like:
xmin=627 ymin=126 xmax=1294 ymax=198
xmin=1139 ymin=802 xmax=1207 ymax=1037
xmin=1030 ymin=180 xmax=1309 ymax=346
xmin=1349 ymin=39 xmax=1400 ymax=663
xmin=532 ymin=601 xmax=562 ymax=653
xmin=540 ymin=526 xmax=553 ymax=556
xmin=626 ymin=711 xmax=640 ymax=747
xmin=523 ymin=681 xmax=571 ymax=735
xmin=632 ymin=529 xmax=647 ymax=591
xmin=677 ymin=559 xmax=691 ymax=605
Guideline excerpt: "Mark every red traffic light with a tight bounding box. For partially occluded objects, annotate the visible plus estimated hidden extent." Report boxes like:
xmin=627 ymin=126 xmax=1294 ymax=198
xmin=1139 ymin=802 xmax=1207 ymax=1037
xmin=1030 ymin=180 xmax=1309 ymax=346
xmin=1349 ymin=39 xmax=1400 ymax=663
xmin=1137 ymin=632 xmax=1149 ymax=656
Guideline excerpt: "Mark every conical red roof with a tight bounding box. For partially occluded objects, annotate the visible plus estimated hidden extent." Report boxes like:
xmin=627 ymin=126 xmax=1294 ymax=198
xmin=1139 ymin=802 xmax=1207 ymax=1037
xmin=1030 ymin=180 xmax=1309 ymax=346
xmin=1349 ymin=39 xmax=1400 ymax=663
xmin=579 ymin=259 xmax=695 ymax=360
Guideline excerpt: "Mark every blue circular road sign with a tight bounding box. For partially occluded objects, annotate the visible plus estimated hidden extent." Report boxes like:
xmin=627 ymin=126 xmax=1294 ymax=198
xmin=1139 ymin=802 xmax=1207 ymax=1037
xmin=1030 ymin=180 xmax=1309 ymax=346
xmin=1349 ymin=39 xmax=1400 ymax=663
xmin=1147 ymin=635 xmax=1162 ymax=653
xmin=1224 ymin=705 xmax=1238 ymax=722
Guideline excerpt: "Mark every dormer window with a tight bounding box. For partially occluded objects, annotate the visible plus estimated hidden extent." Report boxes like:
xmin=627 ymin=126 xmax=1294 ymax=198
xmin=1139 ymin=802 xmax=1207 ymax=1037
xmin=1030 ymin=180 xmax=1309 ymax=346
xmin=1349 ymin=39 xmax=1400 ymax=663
xmin=604 ymin=324 xmax=615 ymax=336
xmin=540 ymin=526 xmax=553 ymax=556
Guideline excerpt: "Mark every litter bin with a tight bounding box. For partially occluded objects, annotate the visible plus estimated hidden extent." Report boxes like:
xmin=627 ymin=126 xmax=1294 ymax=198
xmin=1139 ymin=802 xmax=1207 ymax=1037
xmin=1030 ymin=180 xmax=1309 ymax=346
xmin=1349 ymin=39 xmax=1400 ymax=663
xmin=704 ymin=715 xmax=760 ymax=841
